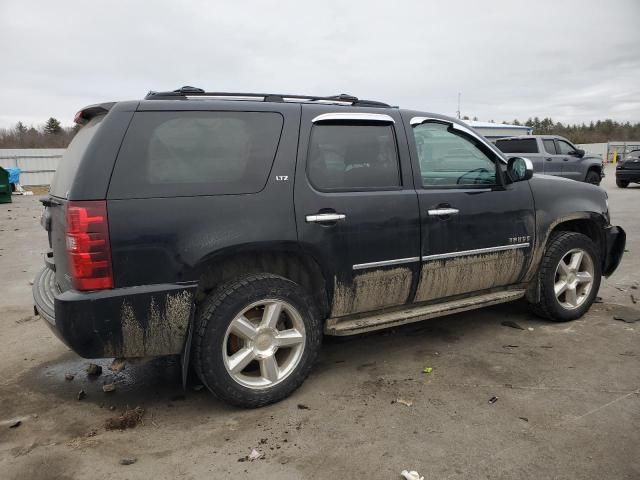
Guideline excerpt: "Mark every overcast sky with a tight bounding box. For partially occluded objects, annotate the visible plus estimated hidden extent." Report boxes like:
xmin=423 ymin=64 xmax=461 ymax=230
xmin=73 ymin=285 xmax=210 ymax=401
xmin=1 ymin=0 xmax=638 ymax=129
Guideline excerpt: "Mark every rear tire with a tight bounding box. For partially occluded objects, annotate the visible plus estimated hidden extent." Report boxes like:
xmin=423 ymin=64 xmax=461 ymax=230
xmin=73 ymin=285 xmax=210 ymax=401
xmin=585 ymin=170 xmax=601 ymax=186
xmin=616 ymin=178 xmax=629 ymax=188
xmin=529 ymin=232 xmax=601 ymax=322
xmin=193 ymin=273 xmax=322 ymax=408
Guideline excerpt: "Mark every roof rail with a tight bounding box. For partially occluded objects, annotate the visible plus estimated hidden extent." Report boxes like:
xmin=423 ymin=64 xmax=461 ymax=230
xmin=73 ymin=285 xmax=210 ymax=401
xmin=144 ymin=86 xmax=391 ymax=108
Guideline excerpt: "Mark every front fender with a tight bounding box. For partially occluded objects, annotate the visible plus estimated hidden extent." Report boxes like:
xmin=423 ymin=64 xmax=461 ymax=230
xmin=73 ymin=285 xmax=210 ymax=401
xmin=524 ymin=175 xmax=610 ymax=284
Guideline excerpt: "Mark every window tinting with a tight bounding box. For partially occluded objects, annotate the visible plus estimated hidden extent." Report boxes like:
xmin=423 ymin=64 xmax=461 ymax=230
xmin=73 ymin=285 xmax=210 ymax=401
xmin=495 ymin=138 xmax=539 ymax=154
xmin=543 ymin=139 xmax=557 ymax=154
xmin=307 ymin=124 xmax=400 ymax=190
xmin=50 ymin=115 xmax=104 ymax=198
xmin=413 ymin=122 xmax=496 ymax=187
xmin=556 ymin=140 xmax=575 ymax=155
xmin=109 ymin=111 xmax=283 ymax=198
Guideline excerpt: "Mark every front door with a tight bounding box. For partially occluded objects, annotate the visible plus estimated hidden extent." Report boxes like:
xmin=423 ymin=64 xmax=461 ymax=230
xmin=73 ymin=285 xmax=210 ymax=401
xmin=404 ymin=116 xmax=535 ymax=303
xmin=556 ymin=138 xmax=582 ymax=180
xmin=295 ymin=107 xmax=421 ymax=317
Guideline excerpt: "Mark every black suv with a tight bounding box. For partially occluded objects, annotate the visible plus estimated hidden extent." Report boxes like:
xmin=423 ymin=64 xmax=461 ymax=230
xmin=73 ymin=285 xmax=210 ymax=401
xmin=616 ymin=149 xmax=640 ymax=188
xmin=34 ymin=87 xmax=626 ymax=407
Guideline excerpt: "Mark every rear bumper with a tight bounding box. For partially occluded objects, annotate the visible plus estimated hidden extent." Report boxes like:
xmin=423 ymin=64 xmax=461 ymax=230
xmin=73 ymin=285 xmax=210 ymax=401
xmin=603 ymin=226 xmax=625 ymax=277
xmin=33 ymin=267 xmax=196 ymax=358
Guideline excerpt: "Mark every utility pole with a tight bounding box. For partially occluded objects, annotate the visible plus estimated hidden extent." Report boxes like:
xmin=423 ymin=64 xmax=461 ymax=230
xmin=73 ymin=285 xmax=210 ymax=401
xmin=456 ymin=92 xmax=461 ymax=119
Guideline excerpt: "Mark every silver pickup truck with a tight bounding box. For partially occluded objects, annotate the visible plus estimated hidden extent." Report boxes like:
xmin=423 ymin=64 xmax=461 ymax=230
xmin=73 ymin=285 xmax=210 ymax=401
xmin=495 ymin=135 xmax=603 ymax=185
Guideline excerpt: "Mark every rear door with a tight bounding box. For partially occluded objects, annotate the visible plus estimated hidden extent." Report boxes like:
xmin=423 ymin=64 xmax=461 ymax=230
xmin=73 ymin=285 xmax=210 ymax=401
xmin=495 ymin=138 xmax=544 ymax=174
xmin=541 ymin=138 xmax=563 ymax=175
xmin=405 ymin=116 xmax=535 ymax=302
xmin=294 ymin=107 xmax=421 ymax=317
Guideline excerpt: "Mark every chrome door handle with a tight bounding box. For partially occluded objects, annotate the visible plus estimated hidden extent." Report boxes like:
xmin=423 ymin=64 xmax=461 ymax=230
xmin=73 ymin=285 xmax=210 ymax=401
xmin=306 ymin=213 xmax=346 ymax=223
xmin=428 ymin=208 xmax=459 ymax=216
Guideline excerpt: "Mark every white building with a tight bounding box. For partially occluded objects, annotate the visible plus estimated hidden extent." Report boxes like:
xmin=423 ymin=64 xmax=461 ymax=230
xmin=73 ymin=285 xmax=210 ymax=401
xmin=463 ymin=120 xmax=533 ymax=141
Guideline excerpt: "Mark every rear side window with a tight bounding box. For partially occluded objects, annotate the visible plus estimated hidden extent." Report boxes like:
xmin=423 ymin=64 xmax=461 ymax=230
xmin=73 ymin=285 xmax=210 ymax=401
xmin=543 ymin=139 xmax=557 ymax=154
xmin=109 ymin=111 xmax=283 ymax=198
xmin=50 ymin=115 xmax=104 ymax=198
xmin=495 ymin=138 xmax=538 ymax=154
xmin=307 ymin=123 xmax=400 ymax=191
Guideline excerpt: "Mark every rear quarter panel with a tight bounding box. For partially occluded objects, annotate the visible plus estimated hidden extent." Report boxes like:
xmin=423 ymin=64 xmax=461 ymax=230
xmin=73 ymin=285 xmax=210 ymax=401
xmin=106 ymin=103 xmax=302 ymax=288
xmin=68 ymin=103 xmax=137 ymax=200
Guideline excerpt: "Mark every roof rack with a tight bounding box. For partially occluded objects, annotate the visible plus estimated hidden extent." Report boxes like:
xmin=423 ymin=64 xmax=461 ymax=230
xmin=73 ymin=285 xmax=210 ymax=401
xmin=144 ymin=86 xmax=391 ymax=108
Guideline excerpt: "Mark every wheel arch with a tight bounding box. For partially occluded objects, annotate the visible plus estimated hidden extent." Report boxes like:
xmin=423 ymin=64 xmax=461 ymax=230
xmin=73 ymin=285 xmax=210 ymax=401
xmin=525 ymin=213 xmax=607 ymax=303
xmin=548 ymin=217 xmax=603 ymax=251
xmin=193 ymin=243 xmax=330 ymax=318
xmin=585 ymin=164 xmax=602 ymax=181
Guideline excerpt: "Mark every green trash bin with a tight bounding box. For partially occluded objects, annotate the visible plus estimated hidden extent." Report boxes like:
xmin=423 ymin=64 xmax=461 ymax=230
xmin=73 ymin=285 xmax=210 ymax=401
xmin=0 ymin=167 xmax=12 ymax=204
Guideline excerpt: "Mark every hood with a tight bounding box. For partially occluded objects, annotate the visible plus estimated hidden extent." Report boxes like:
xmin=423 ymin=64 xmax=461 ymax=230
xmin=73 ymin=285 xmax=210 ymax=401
xmin=529 ymin=172 xmax=605 ymax=198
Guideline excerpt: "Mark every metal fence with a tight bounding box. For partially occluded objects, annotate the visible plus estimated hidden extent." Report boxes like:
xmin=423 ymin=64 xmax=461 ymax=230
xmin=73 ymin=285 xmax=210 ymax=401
xmin=607 ymin=141 xmax=640 ymax=163
xmin=0 ymin=149 xmax=64 ymax=185
xmin=574 ymin=142 xmax=640 ymax=163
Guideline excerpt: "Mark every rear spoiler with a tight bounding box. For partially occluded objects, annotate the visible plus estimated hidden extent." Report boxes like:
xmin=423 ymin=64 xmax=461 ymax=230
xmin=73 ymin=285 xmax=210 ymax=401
xmin=74 ymin=102 xmax=115 ymax=125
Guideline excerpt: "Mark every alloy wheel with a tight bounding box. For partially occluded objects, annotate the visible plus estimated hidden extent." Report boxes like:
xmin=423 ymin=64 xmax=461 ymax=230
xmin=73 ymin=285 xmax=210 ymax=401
xmin=222 ymin=299 xmax=306 ymax=389
xmin=554 ymin=248 xmax=595 ymax=310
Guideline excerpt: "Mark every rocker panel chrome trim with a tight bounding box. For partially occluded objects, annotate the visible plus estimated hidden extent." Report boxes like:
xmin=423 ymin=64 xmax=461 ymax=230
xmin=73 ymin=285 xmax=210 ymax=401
xmin=352 ymin=257 xmax=421 ymax=271
xmin=422 ymin=243 xmax=530 ymax=262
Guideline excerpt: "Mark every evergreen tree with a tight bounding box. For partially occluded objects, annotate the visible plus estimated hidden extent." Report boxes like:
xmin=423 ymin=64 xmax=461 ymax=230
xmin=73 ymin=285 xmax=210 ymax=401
xmin=43 ymin=117 xmax=62 ymax=135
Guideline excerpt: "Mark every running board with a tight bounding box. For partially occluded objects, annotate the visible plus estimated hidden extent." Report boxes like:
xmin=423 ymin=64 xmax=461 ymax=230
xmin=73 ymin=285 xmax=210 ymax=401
xmin=325 ymin=289 xmax=526 ymax=336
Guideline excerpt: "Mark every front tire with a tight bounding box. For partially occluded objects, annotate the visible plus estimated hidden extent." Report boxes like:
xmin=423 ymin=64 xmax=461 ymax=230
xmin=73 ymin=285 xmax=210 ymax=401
xmin=585 ymin=170 xmax=601 ymax=186
xmin=529 ymin=232 xmax=601 ymax=322
xmin=616 ymin=178 xmax=629 ymax=188
xmin=193 ymin=274 xmax=322 ymax=408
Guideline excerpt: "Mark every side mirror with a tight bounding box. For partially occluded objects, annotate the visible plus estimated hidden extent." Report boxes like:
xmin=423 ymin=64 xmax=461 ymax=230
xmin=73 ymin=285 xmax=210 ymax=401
xmin=507 ymin=157 xmax=533 ymax=182
xmin=572 ymin=148 xmax=585 ymax=158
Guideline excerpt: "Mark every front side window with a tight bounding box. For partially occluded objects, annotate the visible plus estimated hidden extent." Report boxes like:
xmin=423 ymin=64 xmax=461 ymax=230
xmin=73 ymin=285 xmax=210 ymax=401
xmin=556 ymin=140 xmax=575 ymax=155
xmin=307 ymin=123 xmax=400 ymax=191
xmin=543 ymin=139 xmax=557 ymax=154
xmin=412 ymin=122 xmax=496 ymax=187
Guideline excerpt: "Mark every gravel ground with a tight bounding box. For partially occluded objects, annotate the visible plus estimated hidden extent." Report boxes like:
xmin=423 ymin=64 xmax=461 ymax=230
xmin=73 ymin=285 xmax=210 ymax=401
xmin=0 ymin=164 xmax=638 ymax=480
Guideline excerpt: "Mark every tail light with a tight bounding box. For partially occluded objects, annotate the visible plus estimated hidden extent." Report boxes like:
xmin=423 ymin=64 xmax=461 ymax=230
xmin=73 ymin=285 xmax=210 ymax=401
xmin=65 ymin=201 xmax=114 ymax=290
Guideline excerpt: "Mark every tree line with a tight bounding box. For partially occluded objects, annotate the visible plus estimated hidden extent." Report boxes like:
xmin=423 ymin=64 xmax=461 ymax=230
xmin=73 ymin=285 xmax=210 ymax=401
xmin=1 ymin=116 xmax=639 ymax=149
xmin=463 ymin=116 xmax=640 ymax=144
xmin=0 ymin=118 xmax=79 ymax=148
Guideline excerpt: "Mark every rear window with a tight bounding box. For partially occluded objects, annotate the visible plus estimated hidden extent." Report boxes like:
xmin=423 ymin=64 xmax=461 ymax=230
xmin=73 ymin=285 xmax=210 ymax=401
xmin=109 ymin=111 xmax=283 ymax=198
xmin=495 ymin=138 xmax=538 ymax=154
xmin=50 ymin=115 xmax=104 ymax=198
